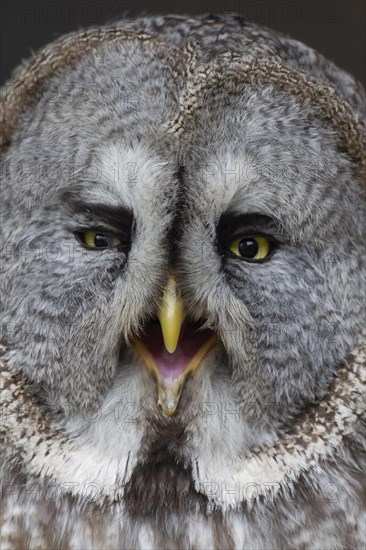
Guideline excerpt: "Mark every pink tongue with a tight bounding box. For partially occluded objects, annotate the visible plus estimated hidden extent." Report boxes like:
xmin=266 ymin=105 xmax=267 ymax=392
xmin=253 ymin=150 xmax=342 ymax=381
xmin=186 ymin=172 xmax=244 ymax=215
xmin=140 ymin=321 xmax=214 ymax=382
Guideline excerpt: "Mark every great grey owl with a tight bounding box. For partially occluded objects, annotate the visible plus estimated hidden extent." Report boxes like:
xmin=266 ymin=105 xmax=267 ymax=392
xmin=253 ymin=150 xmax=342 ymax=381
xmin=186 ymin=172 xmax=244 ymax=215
xmin=1 ymin=14 xmax=365 ymax=550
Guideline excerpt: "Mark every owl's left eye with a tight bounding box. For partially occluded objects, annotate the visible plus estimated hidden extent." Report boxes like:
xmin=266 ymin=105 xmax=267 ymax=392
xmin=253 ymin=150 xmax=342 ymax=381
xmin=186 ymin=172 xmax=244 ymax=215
xmin=78 ymin=230 xmax=125 ymax=250
xmin=229 ymin=236 xmax=273 ymax=261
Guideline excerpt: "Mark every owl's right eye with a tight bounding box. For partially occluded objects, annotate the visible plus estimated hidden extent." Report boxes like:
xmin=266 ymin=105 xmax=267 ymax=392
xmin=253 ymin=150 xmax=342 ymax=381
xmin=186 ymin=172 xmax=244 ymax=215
xmin=77 ymin=230 xmax=125 ymax=250
xmin=228 ymin=235 xmax=273 ymax=261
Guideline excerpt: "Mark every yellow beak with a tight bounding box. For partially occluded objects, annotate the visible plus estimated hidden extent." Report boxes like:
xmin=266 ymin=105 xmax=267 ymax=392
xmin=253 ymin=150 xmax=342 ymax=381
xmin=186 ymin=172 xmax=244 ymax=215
xmin=157 ymin=275 xmax=185 ymax=353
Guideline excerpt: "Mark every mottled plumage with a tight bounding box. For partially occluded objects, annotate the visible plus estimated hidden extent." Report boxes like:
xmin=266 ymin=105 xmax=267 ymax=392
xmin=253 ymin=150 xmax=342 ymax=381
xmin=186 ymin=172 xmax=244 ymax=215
xmin=1 ymin=14 xmax=365 ymax=550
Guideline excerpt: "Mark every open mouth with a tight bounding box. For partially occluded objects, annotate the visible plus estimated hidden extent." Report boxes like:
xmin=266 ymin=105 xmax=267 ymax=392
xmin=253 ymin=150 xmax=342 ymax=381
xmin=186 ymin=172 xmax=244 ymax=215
xmin=133 ymin=277 xmax=217 ymax=416
xmin=137 ymin=319 xmax=216 ymax=382
xmin=134 ymin=320 xmax=217 ymax=416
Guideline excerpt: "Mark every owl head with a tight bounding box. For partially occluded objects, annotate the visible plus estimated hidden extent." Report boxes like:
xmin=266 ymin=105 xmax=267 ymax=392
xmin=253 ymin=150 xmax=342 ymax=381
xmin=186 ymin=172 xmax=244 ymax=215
xmin=1 ymin=17 xmax=365 ymax=516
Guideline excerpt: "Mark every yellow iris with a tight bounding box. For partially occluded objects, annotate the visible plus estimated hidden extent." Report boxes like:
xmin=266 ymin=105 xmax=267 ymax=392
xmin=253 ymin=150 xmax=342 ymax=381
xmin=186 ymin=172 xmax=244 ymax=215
xmin=229 ymin=236 xmax=271 ymax=261
xmin=80 ymin=230 xmax=122 ymax=249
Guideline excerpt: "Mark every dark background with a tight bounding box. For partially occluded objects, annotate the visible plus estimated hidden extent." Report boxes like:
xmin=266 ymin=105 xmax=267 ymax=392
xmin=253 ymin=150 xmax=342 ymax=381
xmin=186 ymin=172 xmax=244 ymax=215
xmin=1 ymin=0 xmax=365 ymax=87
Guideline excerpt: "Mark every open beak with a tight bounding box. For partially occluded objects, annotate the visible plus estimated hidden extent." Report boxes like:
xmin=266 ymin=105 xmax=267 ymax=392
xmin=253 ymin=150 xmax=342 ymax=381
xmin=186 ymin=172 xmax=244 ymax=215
xmin=133 ymin=276 xmax=217 ymax=416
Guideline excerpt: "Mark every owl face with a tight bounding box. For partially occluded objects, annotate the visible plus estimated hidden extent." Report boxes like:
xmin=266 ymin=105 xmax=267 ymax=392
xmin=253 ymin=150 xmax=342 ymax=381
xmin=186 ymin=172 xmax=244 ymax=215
xmin=1 ymin=37 xmax=365 ymax=483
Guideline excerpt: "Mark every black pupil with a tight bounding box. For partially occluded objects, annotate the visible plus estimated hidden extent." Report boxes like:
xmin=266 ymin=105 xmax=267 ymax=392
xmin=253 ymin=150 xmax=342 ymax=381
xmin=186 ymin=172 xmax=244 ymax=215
xmin=238 ymin=238 xmax=258 ymax=258
xmin=94 ymin=234 xmax=110 ymax=248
